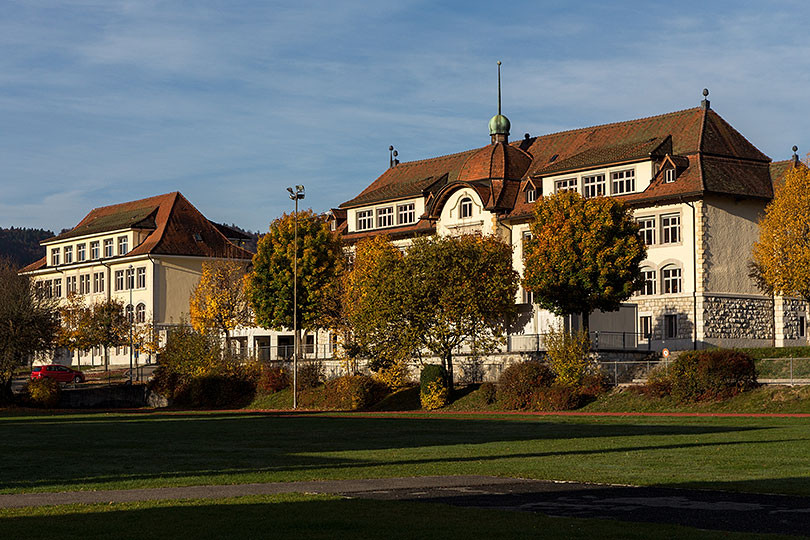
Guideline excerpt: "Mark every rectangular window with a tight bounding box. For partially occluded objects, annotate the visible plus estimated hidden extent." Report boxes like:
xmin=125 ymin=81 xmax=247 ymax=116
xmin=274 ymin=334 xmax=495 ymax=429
xmin=76 ymin=243 xmax=86 ymax=262
xmin=661 ymin=214 xmax=681 ymax=244
xmin=555 ymin=178 xmax=577 ymax=193
xmin=583 ymin=174 xmax=605 ymax=198
xmin=115 ymin=270 xmax=125 ymax=291
xmin=640 ymin=315 xmax=652 ymax=339
xmin=637 ymin=217 xmax=656 ymax=245
xmin=397 ymin=203 xmax=416 ymax=225
xmin=79 ymin=274 xmax=91 ymax=295
xmin=356 ymin=210 xmax=373 ymax=231
xmin=526 ymin=188 xmax=537 ymax=203
xmin=118 ymin=236 xmax=128 ymax=255
xmin=64 ymin=246 xmax=73 ymax=264
xmin=664 ymin=314 xmax=678 ymax=339
xmin=376 ymin=206 xmax=394 ymax=228
xmin=522 ymin=230 xmax=533 ymax=257
xmin=522 ymin=287 xmax=534 ymax=305
xmin=640 ymin=269 xmax=656 ymax=295
xmin=66 ymin=275 xmax=77 ymax=294
xmin=53 ymin=278 xmax=62 ymax=298
xmin=800 ymin=316 xmax=806 ymax=338
xmin=93 ymin=272 xmax=105 ymax=293
xmin=126 ymin=267 xmax=135 ymax=290
xmin=90 ymin=241 xmax=100 ymax=259
xmin=611 ymin=169 xmax=635 ymax=194
xmin=51 ymin=248 xmax=60 ymax=266
xmin=104 ymin=239 xmax=114 ymax=258
xmin=662 ymin=266 xmax=682 ymax=294
xmin=136 ymin=267 xmax=146 ymax=289
xmin=664 ymin=168 xmax=676 ymax=183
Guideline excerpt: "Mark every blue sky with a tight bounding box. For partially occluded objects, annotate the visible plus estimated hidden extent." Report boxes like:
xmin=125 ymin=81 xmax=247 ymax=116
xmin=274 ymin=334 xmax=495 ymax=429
xmin=2 ymin=0 xmax=808 ymax=233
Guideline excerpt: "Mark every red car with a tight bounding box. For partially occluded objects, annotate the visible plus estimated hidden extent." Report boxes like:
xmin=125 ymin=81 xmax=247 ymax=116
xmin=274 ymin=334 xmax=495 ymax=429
xmin=31 ymin=365 xmax=85 ymax=384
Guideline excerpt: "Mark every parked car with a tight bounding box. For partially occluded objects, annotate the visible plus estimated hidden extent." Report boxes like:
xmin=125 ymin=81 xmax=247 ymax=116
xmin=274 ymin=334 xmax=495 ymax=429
xmin=30 ymin=365 xmax=85 ymax=384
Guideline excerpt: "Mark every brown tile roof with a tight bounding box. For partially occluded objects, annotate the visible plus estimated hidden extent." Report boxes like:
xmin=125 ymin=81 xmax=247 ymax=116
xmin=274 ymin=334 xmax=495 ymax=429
xmin=21 ymin=192 xmax=253 ymax=273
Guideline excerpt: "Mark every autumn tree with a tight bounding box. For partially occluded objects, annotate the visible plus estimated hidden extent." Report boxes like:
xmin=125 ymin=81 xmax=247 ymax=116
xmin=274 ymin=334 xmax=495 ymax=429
xmin=84 ymin=299 xmax=129 ymax=370
xmin=248 ymin=210 xmax=344 ymax=340
xmin=190 ymin=260 xmax=252 ymax=352
xmin=343 ymin=235 xmax=417 ymax=373
xmin=523 ymin=191 xmax=646 ymax=332
xmin=752 ymin=164 xmax=810 ymax=302
xmin=56 ymin=292 xmax=92 ymax=361
xmin=0 ymin=259 xmax=59 ymax=400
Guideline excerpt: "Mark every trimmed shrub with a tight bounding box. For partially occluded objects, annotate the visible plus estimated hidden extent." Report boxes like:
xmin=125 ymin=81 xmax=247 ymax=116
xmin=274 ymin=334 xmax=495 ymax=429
xmin=374 ymin=359 xmax=412 ymax=390
xmin=669 ymin=349 xmax=758 ymax=402
xmin=479 ymin=382 xmax=497 ymax=405
xmin=636 ymin=364 xmax=672 ymax=398
xmin=323 ymin=375 xmax=387 ymax=410
xmin=420 ymin=364 xmax=449 ymax=410
xmin=297 ymin=361 xmax=324 ymax=390
xmin=544 ymin=327 xmax=593 ymax=388
xmin=533 ymin=384 xmax=582 ymax=411
xmin=496 ymin=361 xmax=554 ymax=410
xmin=26 ymin=377 xmax=61 ymax=408
xmin=259 ymin=366 xmax=290 ymax=394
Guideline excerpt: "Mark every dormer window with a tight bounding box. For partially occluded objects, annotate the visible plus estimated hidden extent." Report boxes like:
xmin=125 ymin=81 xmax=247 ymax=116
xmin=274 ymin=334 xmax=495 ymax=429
xmin=611 ymin=169 xmax=635 ymax=194
xmin=63 ymin=246 xmax=73 ymax=264
xmin=526 ymin=189 xmax=537 ymax=203
xmin=51 ymin=248 xmax=60 ymax=266
xmin=356 ymin=210 xmax=373 ymax=231
xmin=377 ymin=206 xmax=394 ymax=228
xmin=118 ymin=236 xmax=128 ymax=255
xmin=460 ymin=197 xmax=473 ymax=219
xmin=664 ymin=168 xmax=676 ymax=183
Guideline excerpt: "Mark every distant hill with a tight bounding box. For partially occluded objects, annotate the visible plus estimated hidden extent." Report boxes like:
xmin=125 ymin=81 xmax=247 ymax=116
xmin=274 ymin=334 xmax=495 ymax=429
xmin=0 ymin=227 xmax=54 ymax=269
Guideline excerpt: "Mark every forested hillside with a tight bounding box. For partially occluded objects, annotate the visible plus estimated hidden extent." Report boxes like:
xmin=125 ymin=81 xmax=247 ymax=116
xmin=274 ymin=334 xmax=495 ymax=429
xmin=0 ymin=227 xmax=54 ymax=269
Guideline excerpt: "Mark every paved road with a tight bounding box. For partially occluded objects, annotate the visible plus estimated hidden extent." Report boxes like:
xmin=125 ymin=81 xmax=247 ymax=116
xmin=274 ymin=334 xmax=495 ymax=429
xmin=2 ymin=476 xmax=809 ymax=536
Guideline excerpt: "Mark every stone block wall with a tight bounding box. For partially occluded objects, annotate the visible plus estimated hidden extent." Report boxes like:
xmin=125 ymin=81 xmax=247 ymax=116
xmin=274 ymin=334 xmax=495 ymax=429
xmin=776 ymin=297 xmax=809 ymax=344
xmin=635 ymin=296 xmax=694 ymax=341
xmin=702 ymin=295 xmax=773 ymax=341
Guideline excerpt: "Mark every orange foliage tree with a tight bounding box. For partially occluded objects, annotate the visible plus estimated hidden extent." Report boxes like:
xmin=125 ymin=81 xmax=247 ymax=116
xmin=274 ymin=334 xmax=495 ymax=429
xmin=189 ymin=260 xmax=252 ymax=352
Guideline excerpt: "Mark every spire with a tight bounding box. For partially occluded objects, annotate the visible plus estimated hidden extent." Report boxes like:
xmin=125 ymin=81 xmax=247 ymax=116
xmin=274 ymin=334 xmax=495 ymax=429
xmin=792 ymin=145 xmax=799 ymax=166
xmin=701 ymin=88 xmax=710 ymax=110
xmin=488 ymin=61 xmax=510 ymax=144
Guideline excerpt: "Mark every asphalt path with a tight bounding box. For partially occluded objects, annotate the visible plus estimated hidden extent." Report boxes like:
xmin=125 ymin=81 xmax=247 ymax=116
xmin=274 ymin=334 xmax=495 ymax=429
xmin=2 ymin=476 xmax=809 ymax=536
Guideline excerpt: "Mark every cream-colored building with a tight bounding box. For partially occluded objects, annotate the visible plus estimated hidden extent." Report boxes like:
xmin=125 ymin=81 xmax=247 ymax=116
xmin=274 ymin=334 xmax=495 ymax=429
xmin=332 ymin=93 xmax=808 ymax=352
xmin=21 ymin=192 xmax=321 ymax=367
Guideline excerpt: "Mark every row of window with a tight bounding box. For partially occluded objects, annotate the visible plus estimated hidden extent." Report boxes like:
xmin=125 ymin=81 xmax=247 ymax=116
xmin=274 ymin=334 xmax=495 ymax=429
xmin=50 ymin=236 xmax=130 ymax=266
xmin=554 ymin=168 xmax=637 ymax=197
xmin=639 ymin=265 xmax=682 ymax=295
xmin=637 ymin=213 xmax=681 ymax=246
xmin=356 ymin=202 xmax=416 ymax=231
xmin=36 ymin=267 xmax=147 ymax=298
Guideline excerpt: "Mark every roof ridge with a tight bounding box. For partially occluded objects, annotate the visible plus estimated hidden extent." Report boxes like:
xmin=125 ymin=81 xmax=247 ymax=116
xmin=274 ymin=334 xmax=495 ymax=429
xmin=147 ymin=192 xmax=180 ymax=253
xmin=391 ymin=146 xmax=481 ymax=167
xmin=531 ymin=107 xmax=700 ymax=141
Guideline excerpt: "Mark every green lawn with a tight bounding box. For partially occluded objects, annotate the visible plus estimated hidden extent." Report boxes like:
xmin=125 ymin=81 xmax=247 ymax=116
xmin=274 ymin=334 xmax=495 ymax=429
xmin=0 ymin=494 xmax=799 ymax=540
xmin=1 ymin=410 xmax=809 ymax=496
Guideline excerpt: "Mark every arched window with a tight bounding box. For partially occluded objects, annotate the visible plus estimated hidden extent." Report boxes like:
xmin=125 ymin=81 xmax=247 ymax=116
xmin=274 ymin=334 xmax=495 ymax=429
xmin=661 ymin=265 xmax=682 ymax=294
xmin=136 ymin=303 xmax=146 ymax=324
xmin=640 ymin=267 xmax=656 ymax=295
xmin=125 ymin=304 xmax=134 ymax=323
xmin=460 ymin=197 xmax=473 ymax=218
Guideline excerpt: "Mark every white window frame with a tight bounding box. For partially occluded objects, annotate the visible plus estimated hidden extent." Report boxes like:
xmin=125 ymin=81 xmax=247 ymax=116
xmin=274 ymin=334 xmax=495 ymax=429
xmin=640 ymin=315 xmax=652 ymax=339
xmin=664 ymin=168 xmax=676 ymax=183
xmin=90 ymin=241 xmax=100 ymax=259
xmin=136 ymin=267 xmax=146 ymax=289
xmin=76 ymin=243 xmax=86 ymax=262
xmin=64 ymin=246 xmax=73 ymax=264
xmin=66 ymin=275 xmax=77 ymax=294
xmin=526 ymin=188 xmax=537 ymax=203
xmin=583 ymin=174 xmax=605 ymax=198
xmin=661 ymin=214 xmax=681 ymax=244
xmin=104 ymin=239 xmax=114 ymax=258
xmin=555 ymin=178 xmax=577 ymax=193
xmin=397 ymin=203 xmax=416 ymax=225
xmin=611 ymin=169 xmax=635 ymax=194
xmin=115 ymin=270 xmax=125 ymax=291
xmin=51 ymin=248 xmax=60 ymax=266
xmin=53 ymin=278 xmax=62 ymax=298
xmin=126 ymin=267 xmax=135 ymax=290
xmin=376 ymin=206 xmax=394 ymax=228
xmin=93 ymin=272 xmax=105 ymax=294
xmin=118 ymin=236 xmax=128 ymax=256
xmin=79 ymin=274 xmax=91 ymax=295
xmin=356 ymin=210 xmax=374 ymax=231
xmin=637 ymin=217 xmax=656 ymax=246
xmin=136 ymin=303 xmax=146 ymax=324
xmin=662 ymin=265 xmax=682 ymax=294
xmin=460 ymin=197 xmax=473 ymax=219
xmin=640 ymin=268 xmax=656 ymax=295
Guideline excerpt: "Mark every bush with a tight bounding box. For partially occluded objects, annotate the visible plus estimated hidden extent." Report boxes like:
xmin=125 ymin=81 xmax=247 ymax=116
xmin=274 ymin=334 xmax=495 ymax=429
xmin=177 ymin=375 xmax=257 ymax=408
xmin=669 ymin=349 xmax=758 ymax=402
xmin=297 ymin=361 xmax=324 ymax=390
xmin=26 ymin=377 xmax=61 ymax=408
xmin=479 ymin=382 xmax=497 ymax=405
xmin=544 ymin=327 xmax=593 ymax=388
xmin=533 ymin=385 xmax=582 ymax=411
xmin=496 ymin=361 xmax=554 ymax=410
xmin=636 ymin=364 xmax=672 ymax=398
xmin=323 ymin=375 xmax=387 ymax=410
xmin=259 ymin=366 xmax=290 ymax=394
xmin=420 ymin=364 xmax=449 ymax=409
xmin=374 ymin=359 xmax=412 ymax=390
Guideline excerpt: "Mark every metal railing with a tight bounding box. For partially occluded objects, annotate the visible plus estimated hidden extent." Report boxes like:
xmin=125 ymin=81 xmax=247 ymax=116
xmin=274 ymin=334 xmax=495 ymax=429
xmin=756 ymin=357 xmax=810 ymax=386
xmin=253 ymin=344 xmax=333 ymax=363
xmin=508 ymin=331 xmax=653 ymax=352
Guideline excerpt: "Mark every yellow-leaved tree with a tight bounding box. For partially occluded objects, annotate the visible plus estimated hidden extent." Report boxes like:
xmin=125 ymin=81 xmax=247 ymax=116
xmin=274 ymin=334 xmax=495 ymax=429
xmin=752 ymin=163 xmax=810 ymax=302
xmin=189 ymin=260 xmax=252 ymax=353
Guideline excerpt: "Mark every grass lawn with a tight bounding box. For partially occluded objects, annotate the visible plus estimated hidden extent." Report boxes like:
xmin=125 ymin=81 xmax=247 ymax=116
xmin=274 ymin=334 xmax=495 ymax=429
xmin=1 ymin=409 xmax=809 ymax=496
xmin=0 ymin=494 xmax=800 ymax=540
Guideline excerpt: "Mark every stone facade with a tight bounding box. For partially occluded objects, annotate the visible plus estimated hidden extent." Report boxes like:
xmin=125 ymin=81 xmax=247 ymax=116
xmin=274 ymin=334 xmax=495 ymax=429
xmin=635 ymin=295 xmax=694 ymax=342
xmin=702 ymin=295 xmax=774 ymax=341
xmin=776 ymin=297 xmax=810 ymax=344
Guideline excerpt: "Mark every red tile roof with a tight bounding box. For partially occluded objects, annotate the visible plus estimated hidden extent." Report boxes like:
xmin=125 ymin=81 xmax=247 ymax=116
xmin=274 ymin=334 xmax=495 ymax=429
xmin=20 ymin=192 xmax=253 ymax=273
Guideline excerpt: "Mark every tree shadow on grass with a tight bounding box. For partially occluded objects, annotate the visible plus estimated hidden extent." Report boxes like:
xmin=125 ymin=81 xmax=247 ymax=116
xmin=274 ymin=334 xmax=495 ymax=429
xmin=0 ymin=412 xmax=796 ymax=493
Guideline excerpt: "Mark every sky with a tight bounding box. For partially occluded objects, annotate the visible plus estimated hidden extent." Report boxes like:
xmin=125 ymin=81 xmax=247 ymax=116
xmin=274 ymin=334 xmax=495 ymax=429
xmin=2 ymin=0 xmax=809 ymax=233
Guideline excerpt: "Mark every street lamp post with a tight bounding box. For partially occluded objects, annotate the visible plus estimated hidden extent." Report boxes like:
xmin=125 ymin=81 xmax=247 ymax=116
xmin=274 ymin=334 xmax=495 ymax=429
xmin=287 ymin=185 xmax=305 ymax=409
xmin=127 ymin=264 xmax=133 ymax=385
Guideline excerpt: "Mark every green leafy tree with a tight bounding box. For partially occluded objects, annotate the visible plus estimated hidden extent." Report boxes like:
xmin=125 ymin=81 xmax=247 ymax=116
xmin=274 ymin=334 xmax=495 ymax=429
xmin=523 ymin=191 xmax=646 ymax=332
xmin=752 ymin=164 xmax=810 ymax=301
xmin=0 ymin=259 xmax=59 ymax=400
xmin=403 ymin=235 xmax=519 ymax=384
xmin=248 ymin=210 xmax=344 ymax=338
